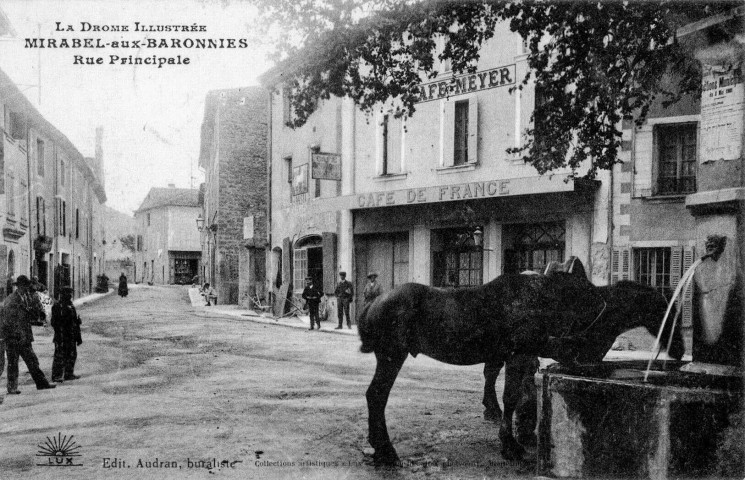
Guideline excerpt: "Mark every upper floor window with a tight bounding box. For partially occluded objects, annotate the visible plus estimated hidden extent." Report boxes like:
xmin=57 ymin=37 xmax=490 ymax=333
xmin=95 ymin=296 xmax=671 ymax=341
xmin=36 ymin=196 xmax=46 ymax=236
xmin=656 ymin=123 xmax=697 ymax=195
xmin=454 ymin=100 xmax=469 ymax=166
xmin=75 ymin=208 xmax=80 ymax=239
xmin=36 ymin=139 xmax=45 ymax=176
xmin=442 ymin=97 xmax=478 ymax=167
xmin=60 ymin=160 xmax=66 ymax=187
xmin=378 ymin=114 xmax=402 ymax=175
xmin=8 ymin=110 xmax=25 ymax=140
xmin=147 ymin=212 xmax=151 ymax=226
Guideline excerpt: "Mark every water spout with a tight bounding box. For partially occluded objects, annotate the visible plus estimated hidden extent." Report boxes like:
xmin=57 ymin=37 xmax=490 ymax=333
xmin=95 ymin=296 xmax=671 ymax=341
xmin=644 ymin=258 xmax=702 ymax=382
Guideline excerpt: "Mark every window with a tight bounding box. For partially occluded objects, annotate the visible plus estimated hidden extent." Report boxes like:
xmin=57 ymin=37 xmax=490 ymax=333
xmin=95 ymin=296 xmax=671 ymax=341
xmin=20 ymin=180 xmax=27 ymax=226
xmin=504 ymin=222 xmax=566 ymax=274
xmin=443 ymin=97 xmax=477 ymax=167
xmin=57 ymin=198 xmax=67 ymax=237
xmin=36 ymin=196 xmax=46 ymax=236
xmin=147 ymin=212 xmax=151 ymax=226
xmin=634 ymin=248 xmax=672 ymax=299
xmin=284 ymin=156 xmax=293 ymax=183
xmin=60 ymin=160 xmax=66 ymax=187
xmin=75 ymin=208 xmax=80 ymax=239
xmin=9 ymin=110 xmax=25 ymax=140
xmin=6 ymin=172 xmax=14 ymax=217
xmin=656 ymin=123 xmax=697 ymax=195
xmin=36 ymin=139 xmax=45 ymax=176
xmin=454 ymin=100 xmax=469 ymax=166
xmin=432 ymin=228 xmax=483 ymax=288
xmin=282 ymin=88 xmax=294 ymax=126
xmin=380 ymin=114 xmax=402 ymax=175
xmin=136 ymin=235 xmax=143 ymax=251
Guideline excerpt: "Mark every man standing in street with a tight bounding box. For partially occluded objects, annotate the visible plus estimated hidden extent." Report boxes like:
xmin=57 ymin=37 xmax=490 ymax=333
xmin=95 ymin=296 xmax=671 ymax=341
xmin=363 ymin=272 xmax=382 ymax=308
xmin=2 ymin=275 xmax=56 ymax=393
xmin=334 ymin=271 xmax=354 ymax=329
xmin=302 ymin=277 xmax=322 ymax=330
xmin=51 ymin=287 xmax=82 ymax=382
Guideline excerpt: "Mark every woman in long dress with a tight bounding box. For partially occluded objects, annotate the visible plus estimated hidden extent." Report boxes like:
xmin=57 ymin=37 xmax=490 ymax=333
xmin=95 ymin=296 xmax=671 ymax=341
xmin=118 ymin=273 xmax=128 ymax=297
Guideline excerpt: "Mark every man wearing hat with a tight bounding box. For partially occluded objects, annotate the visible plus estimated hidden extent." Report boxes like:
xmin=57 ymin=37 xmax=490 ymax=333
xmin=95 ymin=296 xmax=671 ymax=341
xmin=51 ymin=286 xmax=82 ymax=382
xmin=301 ymin=277 xmax=323 ymax=330
xmin=363 ymin=272 xmax=382 ymax=308
xmin=333 ymin=271 xmax=354 ymax=329
xmin=1 ymin=275 xmax=56 ymax=393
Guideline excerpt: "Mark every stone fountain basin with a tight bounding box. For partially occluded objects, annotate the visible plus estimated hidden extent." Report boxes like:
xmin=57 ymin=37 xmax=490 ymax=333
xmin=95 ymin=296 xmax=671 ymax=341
xmin=536 ymin=360 xmax=743 ymax=479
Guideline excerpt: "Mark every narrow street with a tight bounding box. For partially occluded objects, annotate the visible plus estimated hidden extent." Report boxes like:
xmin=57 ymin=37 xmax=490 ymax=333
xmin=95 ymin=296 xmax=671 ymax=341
xmin=1 ymin=286 xmax=527 ymax=480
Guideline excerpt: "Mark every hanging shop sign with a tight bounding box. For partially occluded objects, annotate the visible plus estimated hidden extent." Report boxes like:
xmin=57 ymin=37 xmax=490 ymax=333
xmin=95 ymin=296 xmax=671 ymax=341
xmin=352 ymin=175 xmax=574 ymax=209
xmin=416 ymin=65 xmax=516 ymax=104
xmin=311 ymin=153 xmax=341 ymax=180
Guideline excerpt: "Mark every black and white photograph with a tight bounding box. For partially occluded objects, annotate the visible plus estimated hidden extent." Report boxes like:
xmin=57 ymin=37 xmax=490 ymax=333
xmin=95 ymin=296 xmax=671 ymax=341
xmin=0 ymin=1 xmax=743 ymax=478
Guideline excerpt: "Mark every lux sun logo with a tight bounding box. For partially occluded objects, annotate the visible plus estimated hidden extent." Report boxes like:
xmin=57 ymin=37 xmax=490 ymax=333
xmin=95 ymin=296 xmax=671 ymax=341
xmin=36 ymin=433 xmax=83 ymax=466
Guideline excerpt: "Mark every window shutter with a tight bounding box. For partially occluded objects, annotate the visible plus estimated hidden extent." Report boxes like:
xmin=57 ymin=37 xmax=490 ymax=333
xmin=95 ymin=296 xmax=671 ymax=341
xmin=611 ymin=247 xmax=630 ymax=284
xmin=682 ymin=246 xmax=695 ymax=328
xmin=322 ymin=231 xmax=337 ymax=295
xmin=670 ymin=246 xmax=683 ymax=293
xmin=442 ymin=100 xmax=455 ymax=167
xmin=282 ymin=237 xmax=292 ymax=289
xmin=467 ymin=97 xmax=478 ymax=164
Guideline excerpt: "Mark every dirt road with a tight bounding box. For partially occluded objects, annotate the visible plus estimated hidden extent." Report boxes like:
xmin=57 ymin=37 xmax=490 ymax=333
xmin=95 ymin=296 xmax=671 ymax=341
xmin=0 ymin=285 xmax=531 ymax=479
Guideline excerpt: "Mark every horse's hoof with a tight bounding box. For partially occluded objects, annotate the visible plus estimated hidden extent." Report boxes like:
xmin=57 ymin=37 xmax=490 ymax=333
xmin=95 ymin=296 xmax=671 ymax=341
xmin=483 ymin=408 xmax=502 ymax=423
xmin=500 ymin=442 xmax=526 ymax=461
xmin=372 ymin=445 xmax=400 ymax=466
xmin=499 ymin=430 xmax=526 ymax=461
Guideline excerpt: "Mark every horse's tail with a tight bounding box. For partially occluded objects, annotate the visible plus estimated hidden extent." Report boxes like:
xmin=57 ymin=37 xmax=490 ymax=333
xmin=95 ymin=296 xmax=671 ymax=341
xmin=357 ymin=300 xmax=379 ymax=354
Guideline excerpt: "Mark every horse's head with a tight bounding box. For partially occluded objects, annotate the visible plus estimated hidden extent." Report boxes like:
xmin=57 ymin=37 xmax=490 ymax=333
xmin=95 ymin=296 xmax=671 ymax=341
xmin=605 ymin=281 xmax=685 ymax=361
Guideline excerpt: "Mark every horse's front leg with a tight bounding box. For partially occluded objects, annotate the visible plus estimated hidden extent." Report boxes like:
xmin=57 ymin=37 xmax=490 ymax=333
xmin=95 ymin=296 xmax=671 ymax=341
xmin=499 ymin=354 xmax=536 ymax=461
xmin=367 ymin=350 xmax=407 ymax=466
xmin=482 ymin=360 xmax=504 ymax=422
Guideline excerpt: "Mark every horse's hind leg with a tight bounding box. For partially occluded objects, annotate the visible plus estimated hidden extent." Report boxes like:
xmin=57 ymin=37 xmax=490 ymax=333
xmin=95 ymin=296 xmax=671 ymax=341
xmin=482 ymin=360 xmax=504 ymax=422
xmin=367 ymin=350 xmax=407 ymax=466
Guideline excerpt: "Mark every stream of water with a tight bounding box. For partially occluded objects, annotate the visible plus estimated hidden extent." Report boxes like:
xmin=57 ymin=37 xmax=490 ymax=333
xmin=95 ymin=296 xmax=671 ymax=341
xmin=644 ymin=259 xmax=702 ymax=382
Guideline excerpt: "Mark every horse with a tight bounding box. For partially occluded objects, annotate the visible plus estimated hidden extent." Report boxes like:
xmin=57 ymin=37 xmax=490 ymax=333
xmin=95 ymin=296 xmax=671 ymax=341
xmin=357 ymin=272 xmax=683 ymax=465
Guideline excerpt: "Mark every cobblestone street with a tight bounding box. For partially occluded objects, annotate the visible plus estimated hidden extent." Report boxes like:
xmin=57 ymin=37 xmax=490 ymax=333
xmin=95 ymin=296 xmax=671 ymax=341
xmin=0 ymin=285 xmax=531 ymax=480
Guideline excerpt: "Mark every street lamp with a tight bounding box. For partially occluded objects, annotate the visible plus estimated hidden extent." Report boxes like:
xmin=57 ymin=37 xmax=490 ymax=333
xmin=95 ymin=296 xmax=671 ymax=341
xmin=196 ymin=214 xmax=204 ymax=232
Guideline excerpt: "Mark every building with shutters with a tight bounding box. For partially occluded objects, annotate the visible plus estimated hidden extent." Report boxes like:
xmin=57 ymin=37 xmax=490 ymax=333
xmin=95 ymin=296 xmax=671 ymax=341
xmin=610 ymin=77 xmax=703 ymax=332
xmin=260 ymin=24 xmax=609 ymax=322
xmin=0 ymin=67 xmax=107 ymax=300
xmin=133 ymin=186 xmax=201 ymax=285
xmin=197 ymin=88 xmax=268 ymax=307
xmin=260 ymin=19 xmax=709 ymax=332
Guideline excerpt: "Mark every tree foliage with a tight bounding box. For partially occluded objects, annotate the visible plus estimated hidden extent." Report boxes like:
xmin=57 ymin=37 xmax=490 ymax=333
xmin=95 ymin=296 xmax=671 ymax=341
xmin=119 ymin=234 xmax=136 ymax=253
xmin=255 ymin=0 xmax=733 ymax=179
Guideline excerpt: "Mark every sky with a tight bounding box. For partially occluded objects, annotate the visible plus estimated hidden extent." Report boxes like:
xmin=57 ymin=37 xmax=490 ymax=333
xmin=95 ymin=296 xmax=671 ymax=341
xmin=0 ymin=0 xmax=274 ymax=215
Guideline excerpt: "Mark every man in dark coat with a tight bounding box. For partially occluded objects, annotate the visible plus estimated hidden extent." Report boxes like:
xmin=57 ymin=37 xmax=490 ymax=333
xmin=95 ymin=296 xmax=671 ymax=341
xmin=51 ymin=286 xmax=82 ymax=382
xmin=2 ymin=275 xmax=55 ymax=393
xmin=302 ymin=277 xmax=323 ymax=330
xmin=334 ymin=271 xmax=354 ymax=329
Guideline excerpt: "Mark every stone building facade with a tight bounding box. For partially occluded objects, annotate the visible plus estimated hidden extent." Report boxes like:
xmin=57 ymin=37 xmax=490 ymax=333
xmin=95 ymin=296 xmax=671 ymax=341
xmin=261 ymin=24 xmax=609 ymax=321
xmin=133 ymin=186 xmax=201 ymax=285
xmin=0 ymin=67 xmax=107 ymax=300
xmin=198 ymin=88 xmax=267 ymax=306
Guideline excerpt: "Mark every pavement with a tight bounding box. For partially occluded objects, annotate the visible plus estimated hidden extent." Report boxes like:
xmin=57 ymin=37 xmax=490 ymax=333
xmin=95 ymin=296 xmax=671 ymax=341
xmin=188 ymin=287 xmax=359 ymax=337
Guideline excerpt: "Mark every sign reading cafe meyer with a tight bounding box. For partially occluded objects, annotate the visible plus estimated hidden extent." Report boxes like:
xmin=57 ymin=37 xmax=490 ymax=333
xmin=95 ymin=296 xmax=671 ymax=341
xmin=416 ymin=65 xmax=516 ymax=103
